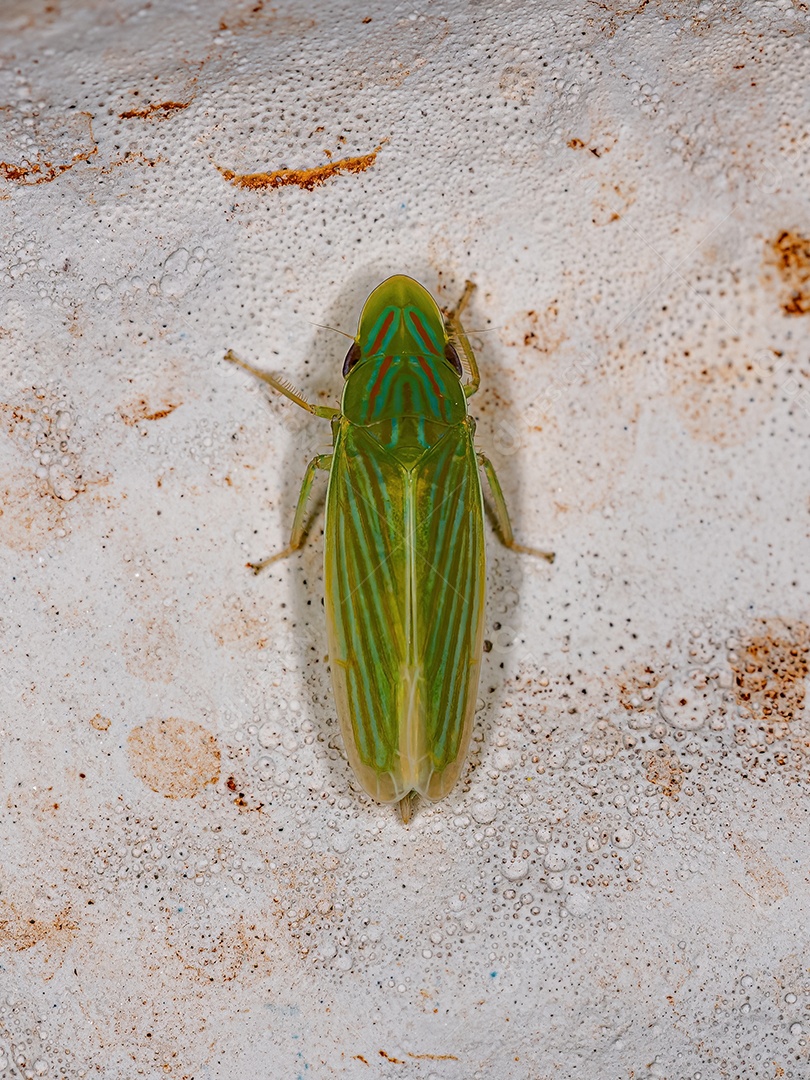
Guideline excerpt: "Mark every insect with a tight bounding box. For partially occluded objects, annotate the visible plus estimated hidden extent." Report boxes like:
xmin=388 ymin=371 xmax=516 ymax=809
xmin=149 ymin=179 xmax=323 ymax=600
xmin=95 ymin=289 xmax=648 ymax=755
xmin=225 ymin=276 xmax=553 ymax=822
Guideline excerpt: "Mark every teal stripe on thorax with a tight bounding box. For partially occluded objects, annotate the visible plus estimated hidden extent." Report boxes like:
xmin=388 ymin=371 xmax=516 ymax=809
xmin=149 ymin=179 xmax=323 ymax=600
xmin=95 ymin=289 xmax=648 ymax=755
xmin=342 ymin=354 xmax=467 ymax=433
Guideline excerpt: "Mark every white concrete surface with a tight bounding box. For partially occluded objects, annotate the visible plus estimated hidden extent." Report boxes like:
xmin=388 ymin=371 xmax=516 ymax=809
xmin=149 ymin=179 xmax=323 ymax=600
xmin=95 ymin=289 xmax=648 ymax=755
xmin=1 ymin=1 xmax=809 ymax=1077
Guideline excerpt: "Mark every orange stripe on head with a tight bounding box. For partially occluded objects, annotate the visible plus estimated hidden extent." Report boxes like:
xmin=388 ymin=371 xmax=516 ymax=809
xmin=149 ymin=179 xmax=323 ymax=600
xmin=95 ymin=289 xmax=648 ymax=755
xmin=368 ymin=310 xmax=395 ymax=356
xmin=408 ymin=310 xmax=440 ymax=355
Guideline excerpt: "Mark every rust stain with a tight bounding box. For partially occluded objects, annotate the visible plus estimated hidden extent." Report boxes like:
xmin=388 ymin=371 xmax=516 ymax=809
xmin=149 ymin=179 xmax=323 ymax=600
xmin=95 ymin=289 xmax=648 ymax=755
xmin=98 ymin=150 xmax=162 ymax=174
xmin=767 ymin=230 xmax=810 ymax=316
xmin=89 ymin=713 xmax=111 ymax=731
xmin=0 ymin=478 xmax=64 ymax=551
xmin=124 ymin=615 xmax=181 ymax=684
xmin=507 ymin=303 xmax=567 ymax=358
xmin=591 ymin=180 xmax=635 ymax=226
xmin=0 ymin=145 xmax=97 ymax=186
xmin=379 ymin=1049 xmax=405 ymax=1064
xmin=128 ymin=717 xmax=221 ymax=798
xmin=732 ymin=834 xmax=789 ymax=905
xmin=165 ymin=911 xmax=280 ymax=985
xmin=644 ymin=747 xmax=684 ymax=798
xmin=354 ymin=1056 xmax=369 ymax=1065
xmin=217 ymin=0 xmax=316 ymax=33
xmin=406 ymin=1052 xmax=460 ymax=1061
xmin=119 ymin=100 xmax=192 ymax=120
xmin=731 ymin=621 xmax=808 ymax=727
xmin=0 ymin=901 xmax=78 ymax=952
xmin=119 ymin=399 xmax=181 ymax=425
xmin=618 ymin=659 xmax=662 ymax=715
xmin=216 ymin=145 xmax=383 ymax=192
xmin=213 ymin=596 xmax=270 ymax=651
xmin=226 ymin=775 xmax=264 ymax=813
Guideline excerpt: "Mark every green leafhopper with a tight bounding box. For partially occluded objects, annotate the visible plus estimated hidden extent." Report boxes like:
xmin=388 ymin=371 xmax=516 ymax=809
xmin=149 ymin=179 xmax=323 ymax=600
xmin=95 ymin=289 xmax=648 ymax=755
xmin=225 ymin=276 xmax=553 ymax=822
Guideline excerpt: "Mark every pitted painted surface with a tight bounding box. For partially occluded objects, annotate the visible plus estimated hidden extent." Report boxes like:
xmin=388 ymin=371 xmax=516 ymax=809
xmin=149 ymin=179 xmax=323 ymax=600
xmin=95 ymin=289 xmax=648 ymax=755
xmin=1 ymin=1 xmax=809 ymax=1077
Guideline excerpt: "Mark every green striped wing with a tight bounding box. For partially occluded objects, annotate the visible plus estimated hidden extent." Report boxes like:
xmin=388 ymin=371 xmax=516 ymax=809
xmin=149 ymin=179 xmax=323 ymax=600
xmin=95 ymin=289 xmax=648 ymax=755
xmin=415 ymin=421 xmax=485 ymax=801
xmin=324 ymin=419 xmax=485 ymax=804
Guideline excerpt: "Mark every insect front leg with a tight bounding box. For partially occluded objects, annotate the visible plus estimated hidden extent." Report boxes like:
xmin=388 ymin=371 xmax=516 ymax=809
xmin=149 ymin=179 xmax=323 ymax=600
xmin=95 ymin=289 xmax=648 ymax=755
xmin=224 ymin=349 xmax=340 ymax=420
xmin=477 ymin=452 xmax=555 ymax=562
xmin=248 ymin=453 xmax=332 ymax=574
xmin=443 ymin=280 xmax=481 ymax=399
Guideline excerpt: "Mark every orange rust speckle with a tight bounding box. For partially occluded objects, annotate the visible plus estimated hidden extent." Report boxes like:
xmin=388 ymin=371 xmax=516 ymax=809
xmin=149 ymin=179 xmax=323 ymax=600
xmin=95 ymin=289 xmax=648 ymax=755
xmin=354 ymin=1055 xmax=369 ymax=1065
xmin=119 ymin=399 xmax=181 ymax=425
xmin=90 ymin=713 xmax=111 ymax=731
xmin=0 ymin=902 xmax=78 ymax=952
xmin=768 ymin=230 xmax=810 ymax=316
xmin=644 ymin=747 xmax=684 ymax=798
xmin=226 ymin=776 xmax=238 ymax=792
xmin=567 ymin=137 xmax=586 ymax=149
xmin=618 ymin=660 xmax=661 ymax=714
xmin=0 ymin=146 xmax=98 ymax=186
xmin=216 ymin=145 xmax=383 ymax=192
xmin=731 ymin=621 xmax=808 ymax=726
xmin=128 ymin=717 xmax=221 ymax=798
xmin=379 ymin=1050 xmax=405 ymax=1063
xmin=119 ymin=100 xmax=192 ymax=120
xmin=406 ymin=1052 xmax=460 ymax=1061
xmin=732 ymin=834 xmax=789 ymax=905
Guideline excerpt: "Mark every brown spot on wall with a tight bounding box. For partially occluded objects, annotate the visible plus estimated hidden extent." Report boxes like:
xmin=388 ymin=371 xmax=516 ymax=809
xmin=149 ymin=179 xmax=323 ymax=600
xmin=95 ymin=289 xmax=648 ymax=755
xmin=0 ymin=901 xmax=78 ymax=952
xmin=618 ymin=659 xmax=662 ymax=715
xmin=0 ymin=149 xmax=97 ymax=185
xmin=644 ymin=747 xmax=683 ymax=797
xmin=217 ymin=0 xmax=316 ymax=34
xmin=119 ymin=100 xmax=191 ymax=120
xmin=213 ymin=596 xmax=271 ymax=651
xmin=216 ymin=145 xmax=383 ymax=191
xmin=766 ymin=230 xmax=810 ymax=315
xmin=90 ymin=713 xmax=111 ymax=731
xmin=124 ymin=616 xmax=180 ymax=684
xmin=119 ymin=398 xmax=181 ymax=425
xmin=731 ymin=621 xmax=808 ymax=726
xmin=591 ymin=180 xmax=635 ymax=226
xmin=128 ymin=717 xmax=221 ymax=798
xmin=732 ymin=834 xmax=789 ymax=905
xmin=0 ymin=110 xmax=96 ymax=186
xmin=0 ymin=477 xmax=63 ymax=551
xmin=506 ymin=303 xmax=566 ymax=358
xmin=406 ymin=1052 xmax=460 ymax=1061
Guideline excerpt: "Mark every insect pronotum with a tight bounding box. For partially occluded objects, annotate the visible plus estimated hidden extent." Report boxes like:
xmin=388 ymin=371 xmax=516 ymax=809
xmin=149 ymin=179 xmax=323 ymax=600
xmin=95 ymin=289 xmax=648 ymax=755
xmin=225 ymin=276 xmax=553 ymax=823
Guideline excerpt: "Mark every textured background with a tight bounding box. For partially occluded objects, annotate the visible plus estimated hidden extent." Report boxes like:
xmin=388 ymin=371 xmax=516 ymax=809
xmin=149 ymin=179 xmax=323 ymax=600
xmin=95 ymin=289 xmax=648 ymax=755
xmin=1 ymin=1 xmax=809 ymax=1077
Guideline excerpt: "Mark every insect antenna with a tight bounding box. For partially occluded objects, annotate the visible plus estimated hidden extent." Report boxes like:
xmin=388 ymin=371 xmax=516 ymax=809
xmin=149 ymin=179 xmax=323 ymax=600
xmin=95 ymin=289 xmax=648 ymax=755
xmin=310 ymin=321 xmax=354 ymax=339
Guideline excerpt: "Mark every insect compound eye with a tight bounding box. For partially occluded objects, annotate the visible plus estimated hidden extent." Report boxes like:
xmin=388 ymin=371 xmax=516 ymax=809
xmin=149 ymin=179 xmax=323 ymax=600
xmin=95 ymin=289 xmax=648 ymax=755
xmin=342 ymin=341 xmax=361 ymax=377
xmin=444 ymin=342 xmax=463 ymax=376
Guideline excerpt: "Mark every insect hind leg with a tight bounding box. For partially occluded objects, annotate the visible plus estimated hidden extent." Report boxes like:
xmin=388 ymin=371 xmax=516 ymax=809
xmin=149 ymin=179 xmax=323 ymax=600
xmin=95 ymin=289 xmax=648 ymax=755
xmin=477 ymin=452 xmax=555 ymax=562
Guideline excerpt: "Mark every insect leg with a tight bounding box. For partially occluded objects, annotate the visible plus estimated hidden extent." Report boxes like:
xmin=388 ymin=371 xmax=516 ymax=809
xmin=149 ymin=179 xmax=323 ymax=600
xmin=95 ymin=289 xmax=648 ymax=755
xmin=248 ymin=453 xmax=333 ymax=574
xmin=443 ymin=280 xmax=481 ymax=399
xmin=224 ymin=350 xmax=340 ymax=420
xmin=477 ymin=453 xmax=555 ymax=562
